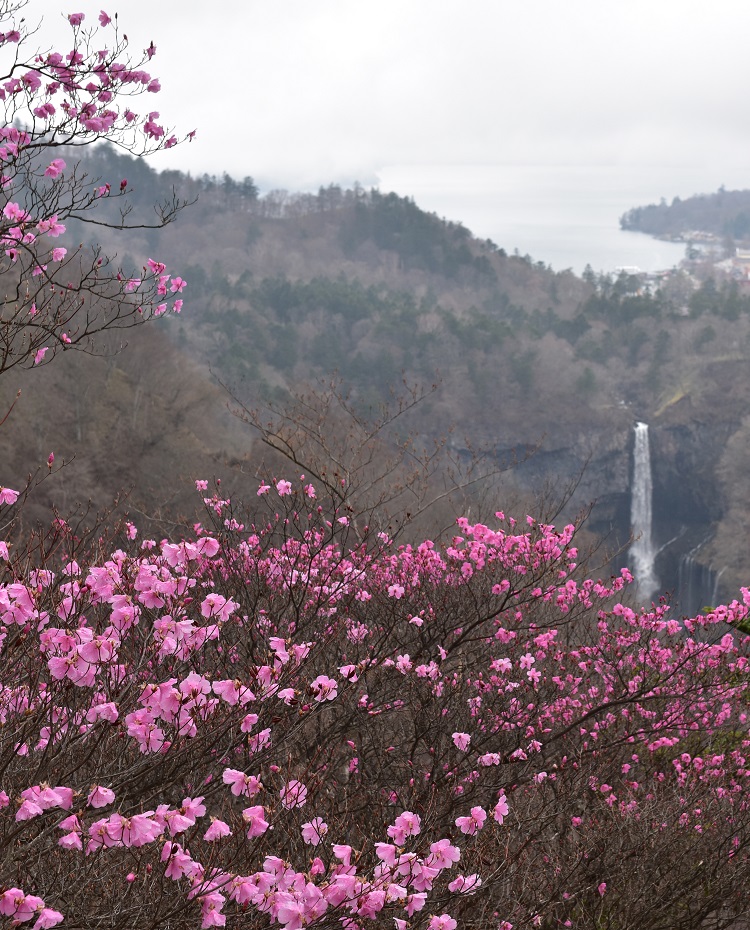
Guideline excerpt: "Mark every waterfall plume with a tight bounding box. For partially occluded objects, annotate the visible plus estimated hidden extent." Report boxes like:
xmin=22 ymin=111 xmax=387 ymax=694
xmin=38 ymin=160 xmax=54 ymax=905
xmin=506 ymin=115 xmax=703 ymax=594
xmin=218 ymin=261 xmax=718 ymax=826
xmin=629 ymin=421 xmax=660 ymax=601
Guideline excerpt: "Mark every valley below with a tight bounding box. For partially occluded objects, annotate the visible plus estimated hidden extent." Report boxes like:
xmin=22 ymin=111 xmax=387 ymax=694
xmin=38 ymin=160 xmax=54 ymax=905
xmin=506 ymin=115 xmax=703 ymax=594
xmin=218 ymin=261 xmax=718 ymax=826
xmin=6 ymin=147 xmax=750 ymax=612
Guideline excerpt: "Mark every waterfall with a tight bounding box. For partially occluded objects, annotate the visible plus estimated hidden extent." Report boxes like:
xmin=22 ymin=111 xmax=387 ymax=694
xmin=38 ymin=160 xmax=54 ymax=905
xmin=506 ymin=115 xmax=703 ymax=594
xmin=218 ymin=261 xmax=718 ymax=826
xmin=629 ymin=422 xmax=660 ymax=600
xmin=676 ymin=538 xmax=725 ymax=618
xmin=677 ymin=537 xmax=714 ymax=617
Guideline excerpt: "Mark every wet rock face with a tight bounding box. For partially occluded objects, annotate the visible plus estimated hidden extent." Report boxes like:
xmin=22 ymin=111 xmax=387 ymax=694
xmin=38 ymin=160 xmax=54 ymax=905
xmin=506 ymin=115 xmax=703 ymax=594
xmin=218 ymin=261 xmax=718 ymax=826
xmin=495 ymin=426 xmax=633 ymax=554
xmin=647 ymin=421 xmax=739 ymax=608
xmin=650 ymin=422 xmax=733 ymax=528
xmin=500 ymin=418 xmax=737 ymax=609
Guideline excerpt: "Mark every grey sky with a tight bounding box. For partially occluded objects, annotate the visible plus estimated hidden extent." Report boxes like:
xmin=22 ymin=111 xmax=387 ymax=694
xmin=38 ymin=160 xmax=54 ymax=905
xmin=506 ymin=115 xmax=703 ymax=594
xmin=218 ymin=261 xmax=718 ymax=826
xmin=138 ymin=0 xmax=750 ymax=187
xmin=28 ymin=0 xmax=750 ymax=253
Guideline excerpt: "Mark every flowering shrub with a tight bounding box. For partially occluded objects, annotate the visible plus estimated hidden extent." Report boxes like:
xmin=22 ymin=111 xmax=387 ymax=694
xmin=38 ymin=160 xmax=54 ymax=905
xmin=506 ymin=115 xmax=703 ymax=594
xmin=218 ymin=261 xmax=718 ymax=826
xmin=0 ymin=479 xmax=748 ymax=929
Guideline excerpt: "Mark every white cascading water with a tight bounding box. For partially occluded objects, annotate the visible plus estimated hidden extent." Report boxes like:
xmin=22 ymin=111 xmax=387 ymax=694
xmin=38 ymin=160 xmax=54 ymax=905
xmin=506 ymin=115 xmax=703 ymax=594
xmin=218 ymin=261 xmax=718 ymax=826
xmin=629 ymin=422 xmax=660 ymax=600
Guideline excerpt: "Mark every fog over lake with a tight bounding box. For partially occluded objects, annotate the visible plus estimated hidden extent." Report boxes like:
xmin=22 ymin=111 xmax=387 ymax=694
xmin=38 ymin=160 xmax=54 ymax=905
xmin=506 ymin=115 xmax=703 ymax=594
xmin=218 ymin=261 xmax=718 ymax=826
xmin=64 ymin=0 xmax=750 ymax=283
xmin=376 ymin=164 xmax=723 ymax=276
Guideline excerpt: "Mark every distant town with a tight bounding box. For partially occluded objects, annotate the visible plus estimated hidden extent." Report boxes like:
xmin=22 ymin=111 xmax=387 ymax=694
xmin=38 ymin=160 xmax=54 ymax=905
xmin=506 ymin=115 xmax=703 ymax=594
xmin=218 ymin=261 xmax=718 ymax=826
xmin=613 ymin=230 xmax=750 ymax=310
xmin=618 ymin=186 xmax=750 ymax=303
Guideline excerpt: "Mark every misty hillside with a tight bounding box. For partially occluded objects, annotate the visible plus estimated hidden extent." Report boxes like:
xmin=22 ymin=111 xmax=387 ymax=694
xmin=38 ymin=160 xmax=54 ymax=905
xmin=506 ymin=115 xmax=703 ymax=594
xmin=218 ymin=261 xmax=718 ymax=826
xmin=7 ymin=145 xmax=750 ymax=601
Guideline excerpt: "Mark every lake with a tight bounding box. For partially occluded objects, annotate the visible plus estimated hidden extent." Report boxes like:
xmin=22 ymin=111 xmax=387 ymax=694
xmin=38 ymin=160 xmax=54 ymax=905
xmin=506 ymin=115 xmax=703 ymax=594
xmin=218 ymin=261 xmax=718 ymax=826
xmin=375 ymin=164 xmax=721 ymax=276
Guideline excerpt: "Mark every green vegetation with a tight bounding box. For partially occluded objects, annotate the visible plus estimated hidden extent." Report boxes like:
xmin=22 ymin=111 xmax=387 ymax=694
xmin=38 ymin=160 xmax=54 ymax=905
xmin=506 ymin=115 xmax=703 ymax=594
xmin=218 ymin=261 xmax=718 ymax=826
xmin=339 ymin=190 xmax=496 ymax=278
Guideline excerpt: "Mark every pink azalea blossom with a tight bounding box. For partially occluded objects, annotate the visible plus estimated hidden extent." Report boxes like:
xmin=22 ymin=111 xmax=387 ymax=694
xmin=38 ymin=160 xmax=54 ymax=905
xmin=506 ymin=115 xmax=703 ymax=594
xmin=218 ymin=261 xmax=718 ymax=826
xmin=21 ymin=70 xmax=41 ymax=92
xmin=374 ymin=842 xmax=398 ymax=865
xmin=493 ymin=792 xmax=509 ymax=825
xmin=452 ymin=731 xmax=471 ymax=751
xmin=242 ymin=805 xmax=269 ymax=837
xmin=280 ymin=779 xmax=307 ymax=809
xmin=58 ymin=814 xmax=81 ymax=833
xmin=180 ymin=796 xmax=206 ymax=821
xmin=3 ymin=201 xmax=28 ymax=221
xmin=34 ymin=347 xmax=48 ymax=365
xmin=33 ymin=908 xmax=64 ymax=929
xmin=448 ymin=873 xmax=482 ymax=894
xmin=44 ymin=158 xmax=66 ymax=178
xmin=429 ymin=915 xmax=457 ymax=930
xmin=0 ymin=487 xmax=19 ymax=505
xmin=87 ymin=785 xmax=115 ymax=808
xmin=200 ymin=893 xmax=226 ymax=928
xmin=427 ymin=838 xmax=461 ymax=869
xmin=332 ymin=843 xmax=353 ymax=865
xmin=99 ymin=10 xmax=111 ymax=26
xmin=58 ymin=831 xmax=82 ymax=851
xmin=276 ymin=479 xmax=292 ymax=496
xmin=455 ymin=806 xmax=487 ymax=836
xmin=203 ymin=818 xmax=232 ymax=842
xmin=16 ymin=799 xmax=44 ymax=821
xmin=404 ymin=893 xmax=427 ymax=916
xmin=0 ymin=890 xmax=27 ymax=918
xmin=310 ymin=674 xmax=337 ymax=701
xmin=201 ymin=593 xmax=237 ymax=621
xmin=387 ymin=810 xmax=421 ymax=844
xmin=301 ymin=817 xmax=328 ymax=845
xmin=37 ymin=215 xmax=65 ymax=237
xmin=222 ymin=768 xmax=262 ymax=797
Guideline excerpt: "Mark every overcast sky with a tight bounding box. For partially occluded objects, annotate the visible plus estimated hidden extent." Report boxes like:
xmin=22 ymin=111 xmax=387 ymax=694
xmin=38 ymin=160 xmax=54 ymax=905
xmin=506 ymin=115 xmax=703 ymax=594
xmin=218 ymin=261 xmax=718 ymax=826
xmin=28 ymin=1 xmax=749 ymax=186
xmin=27 ymin=0 xmax=750 ymax=261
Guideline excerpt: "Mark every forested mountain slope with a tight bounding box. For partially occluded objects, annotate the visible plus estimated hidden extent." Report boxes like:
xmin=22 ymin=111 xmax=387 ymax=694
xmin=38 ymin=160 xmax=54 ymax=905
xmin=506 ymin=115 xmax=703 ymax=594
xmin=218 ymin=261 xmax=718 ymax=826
xmin=7 ymin=145 xmax=750 ymax=600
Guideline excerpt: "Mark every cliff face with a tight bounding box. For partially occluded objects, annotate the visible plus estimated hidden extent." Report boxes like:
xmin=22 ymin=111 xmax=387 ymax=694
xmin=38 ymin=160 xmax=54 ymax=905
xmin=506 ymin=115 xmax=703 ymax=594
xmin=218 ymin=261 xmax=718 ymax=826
xmin=705 ymin=415 xmax=750 ymax=602
xmin=496 ymin=421 xmax=630 ymax=535
xmin=650 ymin=417 xmax=737 ymax=610
xmin=498 ymin=411 xmax=741 ymax=612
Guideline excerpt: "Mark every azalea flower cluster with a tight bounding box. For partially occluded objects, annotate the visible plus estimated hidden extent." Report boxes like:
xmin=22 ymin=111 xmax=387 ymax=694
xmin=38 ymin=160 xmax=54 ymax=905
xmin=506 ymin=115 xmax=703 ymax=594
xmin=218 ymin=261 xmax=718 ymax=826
xmin=0 ymin=3 xmax=191 ymax=375
xmin=0 ymin=474 xmax=749 ymax=928
xmin=1 ymin=5 xmax=189 ymax=152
